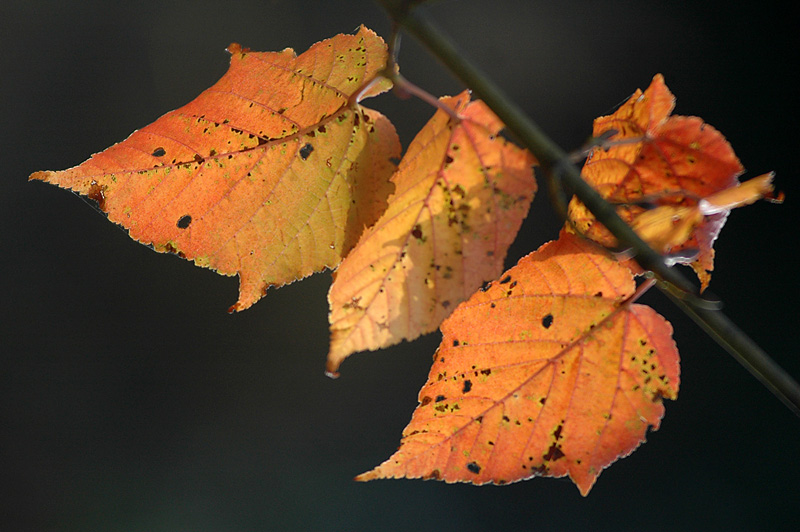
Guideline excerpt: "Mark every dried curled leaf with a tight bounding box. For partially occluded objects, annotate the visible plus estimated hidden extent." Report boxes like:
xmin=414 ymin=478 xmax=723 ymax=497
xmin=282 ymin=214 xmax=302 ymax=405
xmin=31 ymin=26 xmax=399 ymax=311
xmin=568 ymin=74 xmax=753 ymax=289
xmin=327 ymin=91 xmax=537 ymax=375
xmin=358 ymin=231 xmax=679 ymax=495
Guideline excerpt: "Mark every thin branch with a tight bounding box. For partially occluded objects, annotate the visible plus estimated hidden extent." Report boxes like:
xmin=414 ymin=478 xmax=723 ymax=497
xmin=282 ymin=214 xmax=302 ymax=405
xmin=659 ymin=282 xmax=800 ymax=417
xmin=378 ymin=1 xmax=800 ymax=417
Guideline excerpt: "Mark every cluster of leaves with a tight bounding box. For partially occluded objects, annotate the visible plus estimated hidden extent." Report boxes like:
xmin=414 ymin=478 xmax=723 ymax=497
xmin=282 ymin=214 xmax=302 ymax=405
xmin=31 ymin=27 xmax=777 ymax=495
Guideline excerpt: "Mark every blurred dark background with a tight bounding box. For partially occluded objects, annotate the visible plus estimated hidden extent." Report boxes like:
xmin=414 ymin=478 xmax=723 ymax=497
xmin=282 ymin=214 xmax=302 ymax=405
xmin=2 ymin=1 xmax=797 ymax=530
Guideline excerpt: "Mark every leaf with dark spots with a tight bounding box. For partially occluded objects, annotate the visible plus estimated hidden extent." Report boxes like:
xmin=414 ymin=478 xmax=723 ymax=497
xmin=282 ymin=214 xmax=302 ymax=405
xmin=357 ymin=231 xmax=679 ymax=496
xmin=31 ymin=26 xmax=399 ymax=313
xmin=327 ymin=91 xmax=536 ymax=374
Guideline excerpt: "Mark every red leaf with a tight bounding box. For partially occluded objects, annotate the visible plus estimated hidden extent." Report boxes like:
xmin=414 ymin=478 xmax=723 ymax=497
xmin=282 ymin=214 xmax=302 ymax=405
xmin=568 ymin=74 xmax=750 ymax=289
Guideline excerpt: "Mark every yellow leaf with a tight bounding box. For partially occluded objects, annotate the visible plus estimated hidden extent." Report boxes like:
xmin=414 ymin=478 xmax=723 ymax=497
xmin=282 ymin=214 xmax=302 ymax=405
xmin=327 ymin=91 xmax=536 ymax=375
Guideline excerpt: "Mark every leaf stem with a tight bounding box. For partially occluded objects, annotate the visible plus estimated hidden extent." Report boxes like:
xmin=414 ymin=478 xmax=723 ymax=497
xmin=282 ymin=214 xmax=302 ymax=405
xmin=378 ymin=1 xmax=800 ymax=417
xmin=387 ymin=71 xmax=462 ymax=122
xmin=382 ymin=24 xmax=461 ymax=122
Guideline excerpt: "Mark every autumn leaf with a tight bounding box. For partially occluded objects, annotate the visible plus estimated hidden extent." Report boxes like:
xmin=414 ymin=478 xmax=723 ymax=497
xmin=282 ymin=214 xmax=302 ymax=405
xmin=358 ymin=231 xmax=679 ymax=496
xmin=567 ymin=74 xmax=748 ymax=289
xmin=629 ymin=172 xmax=779 ymax=254
xmin=30 ymin=26 xmax=400 ymax=311
xmin=326 ymin=91 xmax=537 ymax=375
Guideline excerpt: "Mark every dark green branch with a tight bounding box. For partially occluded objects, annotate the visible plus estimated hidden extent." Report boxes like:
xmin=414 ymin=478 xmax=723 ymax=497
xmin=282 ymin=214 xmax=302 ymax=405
xmin=378 ymin=1 xmax=800 ymax=416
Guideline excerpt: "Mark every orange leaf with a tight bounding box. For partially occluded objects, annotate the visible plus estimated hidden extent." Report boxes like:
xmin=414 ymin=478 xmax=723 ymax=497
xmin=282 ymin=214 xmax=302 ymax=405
xmin=30 ymin=26 xmax=400 ymax=311
xmin=357 ymin=231 xmax=679 ymax=496
xmin=567 ymin=74 xmax=748 ymax=290
xmin=326 ymin=92 xmax=536 ymax=375
xmin=629 ymin=172 xmax=779 ymax=254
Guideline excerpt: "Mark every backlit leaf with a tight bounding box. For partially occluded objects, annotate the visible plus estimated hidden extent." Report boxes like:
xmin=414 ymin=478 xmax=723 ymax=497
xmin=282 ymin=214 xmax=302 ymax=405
xmin=357 ymin=231 xmax=679 ymax=495
xmin=326 ymin=92 xmax=536 ymax=375
xmin=568 ymin=74 xmax=746 ymax=289
xmin=31 ymin=26 xmax=400 ymax=311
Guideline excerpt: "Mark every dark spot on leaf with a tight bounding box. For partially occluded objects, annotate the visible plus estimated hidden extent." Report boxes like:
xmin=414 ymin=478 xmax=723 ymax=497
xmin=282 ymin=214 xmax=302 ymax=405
xmin=299 ymin=143 xmax=314 ymax=160
xmin=177 ymin=215 xmax=192 ymax=229
xmin=539 ymin=397 xmax=546 ymax=405
xmin=420 ymin=396 xmax=432 ymax=406
xmin=425 ymin=469 xmax=441 ymax=480
xmin=462 ymin=380 xmax=472 ymax=393
xmin=193 ymin=153 xmax=204 ymax=164
xmin=542 ymin=314 xmax=554 ymax=329
xmin=543 ymin=443 xmax=565 ymax=461
xmin=442 ymin=300 xmax=451 ymax=308
xmin=411 ymin=225 xmax=423 ymax=240
xmin=499 ymin=275 xmax=511 ymax=284
xmin=480 ymin=369 xmax=491 ymax=376
xmin=502 ymin=415 xmax=510 ymax=423
xmin=594 ymin=291 xmax=604 ymax=297
xmin=466 ymin=462 xmax=481 ymax=474
xmin=553 ymin=424 xmax=563 ymax=440
xmin=445 ymin=154 xmax=454 ymax=164
xmin=435 ymin=395 xmax=446 ymax=403
xmin=452 ymin=339 xmax=460 ymax=347
xmin=87 ymin=181 xmax=106 ymax=210
xmin=151 ymin=147 xmax=166 ymax=157
xmin=480 ymin=281 xmax=491 ymax=292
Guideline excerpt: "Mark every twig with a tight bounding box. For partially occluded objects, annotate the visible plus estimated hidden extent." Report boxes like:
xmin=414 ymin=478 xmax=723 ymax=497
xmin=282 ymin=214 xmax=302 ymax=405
xmin=377 ymin=0 xmax=800 ymax=417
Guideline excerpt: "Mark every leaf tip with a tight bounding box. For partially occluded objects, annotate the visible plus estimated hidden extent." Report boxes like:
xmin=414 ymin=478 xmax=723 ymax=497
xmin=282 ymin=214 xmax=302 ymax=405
xmin=226 ymin=42 xmax=247 ymax=55
xmin=325 ymin=354 xmax=343 ymax=378
xmin=29 ymin=170 xmax=51 ymax=182
xmin=353 ymin=470 xmax=375 ymax=482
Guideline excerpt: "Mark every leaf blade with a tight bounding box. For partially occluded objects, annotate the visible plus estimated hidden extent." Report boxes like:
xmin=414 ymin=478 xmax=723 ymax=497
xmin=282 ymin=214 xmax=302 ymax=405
xmin=327 ymin=91 xmax=537 ymax=374
xmin=358 ymin=231 xmax=679 ymax=495
xmin=567 ymin=74 xmax=746 ymax=289
xmin=31 ymin=26 xmax=399 ymax=311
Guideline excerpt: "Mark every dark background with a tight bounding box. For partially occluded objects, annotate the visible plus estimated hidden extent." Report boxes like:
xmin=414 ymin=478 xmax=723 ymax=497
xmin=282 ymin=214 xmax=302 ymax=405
xmin=2 ymin=1 xmax=798 ymax=530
